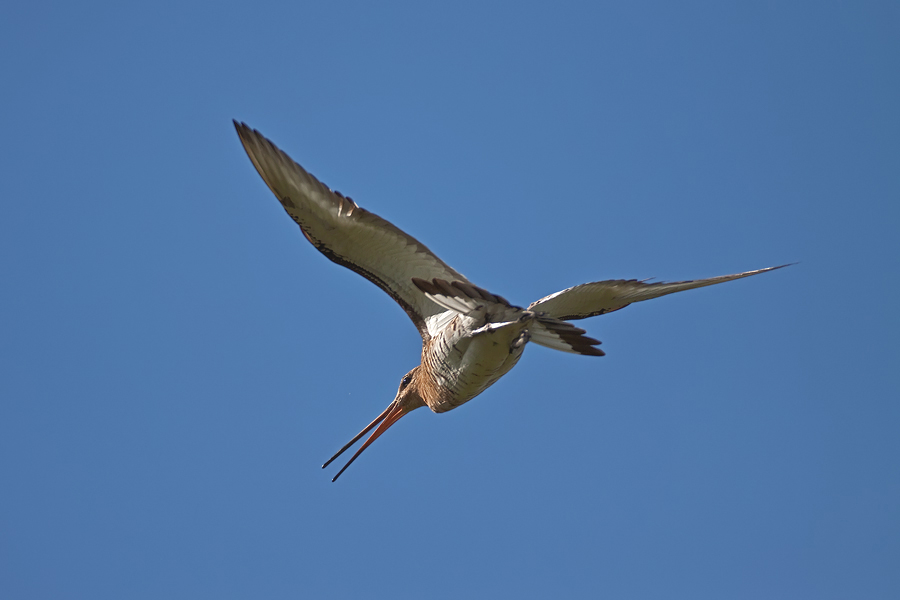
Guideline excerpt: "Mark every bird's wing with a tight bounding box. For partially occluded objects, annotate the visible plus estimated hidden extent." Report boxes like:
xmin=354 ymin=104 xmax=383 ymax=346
xmin=234 ymin=121 xmax=467 ymax=340
xmin=528 ymin=265 xmax=790 ymax=321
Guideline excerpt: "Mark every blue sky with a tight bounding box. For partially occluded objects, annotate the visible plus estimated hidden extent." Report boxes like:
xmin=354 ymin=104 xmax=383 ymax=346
xmin=2 ymin=1 xmax=898 ymax=598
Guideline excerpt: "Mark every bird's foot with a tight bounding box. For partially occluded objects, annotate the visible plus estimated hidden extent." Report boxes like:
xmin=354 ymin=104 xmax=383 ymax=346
xmin=510 ymin=330 xmax=531 ymax=352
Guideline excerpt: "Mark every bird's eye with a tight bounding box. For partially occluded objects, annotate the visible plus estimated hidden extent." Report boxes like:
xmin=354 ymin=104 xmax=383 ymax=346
xmin=401 ymin=374 xmax=412 ymax=388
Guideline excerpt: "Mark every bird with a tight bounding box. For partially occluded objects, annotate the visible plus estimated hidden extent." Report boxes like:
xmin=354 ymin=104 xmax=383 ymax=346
xmin=233 ymin=121 xmax=787 ymax=481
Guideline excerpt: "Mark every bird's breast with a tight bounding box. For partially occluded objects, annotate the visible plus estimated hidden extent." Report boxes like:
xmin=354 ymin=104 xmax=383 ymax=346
xmin=419 ymin=316 xmax=529 ymax=413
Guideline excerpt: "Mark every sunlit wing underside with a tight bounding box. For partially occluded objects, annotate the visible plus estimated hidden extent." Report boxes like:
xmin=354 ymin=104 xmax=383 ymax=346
xmin=234 ymin=121 xmax=467 ymax=339
xmin=528 ymin=265 xmax=791 ymax=321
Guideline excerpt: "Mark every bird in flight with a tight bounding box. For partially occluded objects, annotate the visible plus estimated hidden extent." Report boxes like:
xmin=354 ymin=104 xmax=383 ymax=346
xmin=234 ymin=121 xmax=787 ymax=481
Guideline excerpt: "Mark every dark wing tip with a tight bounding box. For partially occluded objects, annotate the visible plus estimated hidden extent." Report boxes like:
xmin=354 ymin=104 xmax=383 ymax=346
xmin=233 ymin=121 xmax=271 ymax=150
xmin=233 ymin=119 xmax=250 ymax=136
xmin=233 ymin=121 xmax=263 ymax=155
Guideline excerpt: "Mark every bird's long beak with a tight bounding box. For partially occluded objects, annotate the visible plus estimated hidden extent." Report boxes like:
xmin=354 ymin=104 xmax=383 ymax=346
xmin=322 ymin=400 xmax=413 ymax=482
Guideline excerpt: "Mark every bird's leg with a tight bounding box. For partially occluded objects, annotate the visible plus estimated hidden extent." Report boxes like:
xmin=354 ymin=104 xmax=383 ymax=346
xmin=510 ymin=329 xmax=531 ymax=351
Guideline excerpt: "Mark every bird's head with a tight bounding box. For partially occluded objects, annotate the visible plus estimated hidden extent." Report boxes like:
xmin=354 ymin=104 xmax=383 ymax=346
xmin=322 ymin=366 xmax=426 ymax=481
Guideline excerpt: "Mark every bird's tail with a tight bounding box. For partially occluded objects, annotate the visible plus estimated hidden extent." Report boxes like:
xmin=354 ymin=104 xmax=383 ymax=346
xmin=528 ymin=316 xmax=605 ymax=356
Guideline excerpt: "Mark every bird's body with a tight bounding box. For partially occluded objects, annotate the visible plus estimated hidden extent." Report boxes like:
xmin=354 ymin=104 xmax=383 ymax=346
xmin=234 ymin=121 xmax=787 ymax=481
xmin=418 ymin=313 xmax=528 ymax=414
xmin=418 ymin=293 xmax=529 ymax=412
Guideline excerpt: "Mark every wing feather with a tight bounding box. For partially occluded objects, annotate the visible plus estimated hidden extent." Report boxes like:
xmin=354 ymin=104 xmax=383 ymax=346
xmin=528 ymin=265 xmax=791 ymax=321
xmin=234 ymin=122 xmax=468 ymax=339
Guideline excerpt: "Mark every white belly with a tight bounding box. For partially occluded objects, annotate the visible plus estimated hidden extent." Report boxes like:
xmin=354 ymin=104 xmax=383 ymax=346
xmin=425 ymin=317 xmax=529 ymax=413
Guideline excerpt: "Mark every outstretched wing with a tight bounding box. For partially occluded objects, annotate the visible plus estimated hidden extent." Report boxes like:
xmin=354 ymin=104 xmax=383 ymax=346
xmin=528 ymin=265 xmax=790 ymax=321
xmin=234 ymin=121 xmax=468 ymax=339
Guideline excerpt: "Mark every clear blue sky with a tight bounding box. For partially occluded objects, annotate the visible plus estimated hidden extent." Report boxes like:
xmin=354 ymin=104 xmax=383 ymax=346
xmin=2 ymin=1 xmax=898 ymax=598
